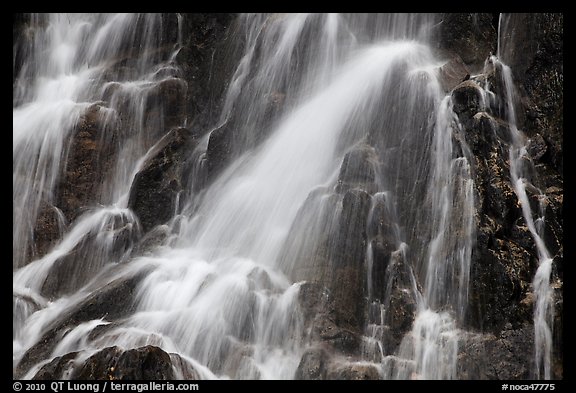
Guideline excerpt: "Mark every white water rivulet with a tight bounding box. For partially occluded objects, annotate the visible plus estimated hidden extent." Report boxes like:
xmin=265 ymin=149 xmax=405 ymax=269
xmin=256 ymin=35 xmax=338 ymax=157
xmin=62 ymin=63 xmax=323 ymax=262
xmin=13 ymin=13 xmax=560 ymax=380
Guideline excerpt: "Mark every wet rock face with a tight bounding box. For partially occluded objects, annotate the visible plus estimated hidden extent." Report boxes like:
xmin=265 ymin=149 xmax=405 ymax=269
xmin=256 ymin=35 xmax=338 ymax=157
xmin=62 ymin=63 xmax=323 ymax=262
xmin=381 ymin=251 xmax=417 ymax=353
xmin=326 ymin=362 xmax=381 ymax=380
xmin=436 ymin=13 xmax=498 ymax=71
xmin=446 ymin=15 xmax=563 ymax=378
xmin=451 ymin=80 xmax=483 ymax=126
xmin=437 ymin=55 xmax=471 ymax=93
xmin=40 ymin=215 xmax=139 ymax=300
xmin=331 ymin=189 xmax=371 ymax=334
xmin=205 ymin=122 xmax=234 ymax=180
xmin=174 ymin=13 xmax=236 ymax=126
xmin=144 ymin=78 xmax=188 ymax=135
xmin=15 ymin=272 xmax=148 ymax=379
xmin=457 ymin=325 xmax=534 ymax=379
xmin=498 ymin=13 xmax=563 ymax=175
xmin=57 ymin=104 xmax=119 ymax=224
xmin=453 ymin=94 xmax=536 ymax=334
xmin=297 ymin=282 xmax=362 ymax=355
xmin=79 ymin=346 xmax=176 ymax=380
xmin=32 ymin=346 xmax=184 ymax=380
xmin=31 ymin=203 xmax=64 ymax=260
xmin=15 ymin=13 xmax=563 ymax=381
xmin=295 ymin=347 xmax=329 ymax=380
xmin=24 ymin=103 xmax=119 ymax=266
xmin=336 ymin=144 xmax=378 ymax=194
xmin=128 ymin=127 xmax=197 ymax=233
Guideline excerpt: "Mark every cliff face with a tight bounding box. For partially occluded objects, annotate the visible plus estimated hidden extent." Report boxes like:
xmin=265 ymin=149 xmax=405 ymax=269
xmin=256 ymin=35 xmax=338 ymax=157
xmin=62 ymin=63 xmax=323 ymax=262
xmin=13 ymin=13 xmax=562 ymax=380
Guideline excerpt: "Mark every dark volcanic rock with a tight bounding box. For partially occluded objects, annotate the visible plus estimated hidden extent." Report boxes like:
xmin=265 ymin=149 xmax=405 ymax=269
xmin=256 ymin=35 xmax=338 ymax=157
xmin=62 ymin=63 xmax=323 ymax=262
xmin=32 ymin=352 xmax=79 ymax=380
xmin=297 ymin=282 xmax=330 ymax=325
xmin=57 ymin=104 xmax=119 ymax=223
xmin=77 ymin=346 xmax=175 ymax=380
xmin=464 ymin=111 xmax=534 ymax=333
xmin=336 ymin=143 xmax=378 ymax=194
xmin=295 ymin=347 xmax=329 ymax=380
xmin=297 ymin=282 xmax=361 ymax=355
xmin=436 ymin=13 xmax=498 ymax=71
xmin=32 ymin=346 xmax=185 ymax=380
xmin=171 ymin=353 xmax=201 ymax=379
xmin=205 ymin=122 xmax=233 ymax=180
xmin=381 ymin=249 xmax=417 ymax=352
xmin=451 ymin=80 xmax=483 ymax=126
xmin=31 ymin=203 xmax=65 ymax=260
xmin=449 ymin=18 xmax=563 ymax=380
xmin=40 ymin=213 xmax=139 ymax=299
xmin=128 ymin=127 xmax=197 ymax=233
xmin=294 ymin=189 xmax=372 ymax=356
xmin=457 ymin=325 xmax=534 ymax=379
xmin=331 ymin=189 xmax=371 ymax=334
xmin=498 ymin=13 xmax=563 ymax=174
xmin=326 ymin=362 xmax=381 ymax=380
xmin=314 ymin=317 xmax=362 ymax=354
xmin=437 ymin=55 xmax=471 ymax=93
xmin=175 ymin=13 xmax=237 ymax=127
xmin=283 ymin=190 xmax=340 ymax=286
xmin=143 ymin=78 xmax=188 ymax=141
xmin=526 ymin=133 xmax=547 ymax=162
xmin=15 ymin=271 xmax=149 ymax=378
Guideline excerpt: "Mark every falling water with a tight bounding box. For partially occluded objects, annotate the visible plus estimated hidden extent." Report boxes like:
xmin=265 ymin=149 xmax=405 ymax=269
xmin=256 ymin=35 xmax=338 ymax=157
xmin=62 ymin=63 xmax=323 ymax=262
xmin=481 ymin=13 xmax=555 ymax=379
xmin=13 ymin=12 xmax=185 ymax=370
xmin=14 ymin=13 xmax=555 ymax=380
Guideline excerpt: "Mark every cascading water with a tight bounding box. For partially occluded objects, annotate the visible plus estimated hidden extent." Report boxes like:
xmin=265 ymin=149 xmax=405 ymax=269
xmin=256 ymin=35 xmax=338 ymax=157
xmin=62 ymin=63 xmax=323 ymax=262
xmin=13 ymin=13 xmax=560 ymax=380
xmin=479 ymin=13 xmax=556 ymax=380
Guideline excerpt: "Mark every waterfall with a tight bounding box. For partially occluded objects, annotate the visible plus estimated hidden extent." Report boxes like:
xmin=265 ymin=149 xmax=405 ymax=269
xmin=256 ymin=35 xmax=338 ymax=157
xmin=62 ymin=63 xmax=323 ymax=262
xmin=482 ymin=13 xmax=555 ymax=379
xmin=13 ymin=13 xmax=560 ymax=380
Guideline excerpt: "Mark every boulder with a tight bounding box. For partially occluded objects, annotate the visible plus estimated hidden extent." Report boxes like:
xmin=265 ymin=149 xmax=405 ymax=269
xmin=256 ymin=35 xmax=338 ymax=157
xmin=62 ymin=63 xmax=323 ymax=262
xmin=81 ymin=345 xmax=175 ymax=380
xmin=32 ymin=352 xmax=79 ymax=380
xmin=32 ymin=345 xmax=182 ymax=380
